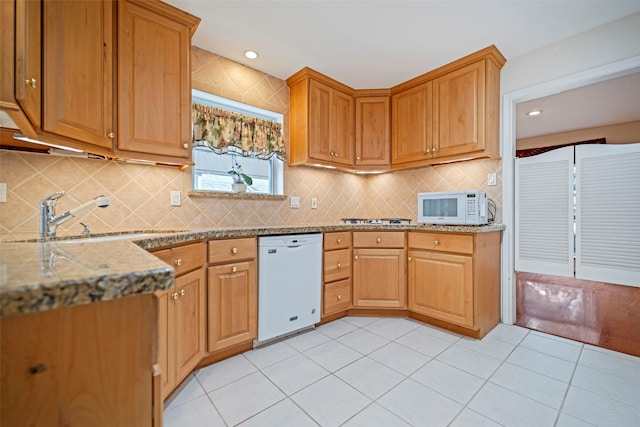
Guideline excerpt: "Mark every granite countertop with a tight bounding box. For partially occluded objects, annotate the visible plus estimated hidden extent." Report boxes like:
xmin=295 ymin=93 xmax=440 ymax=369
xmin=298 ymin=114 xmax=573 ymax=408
xmin=0 ymin=223 xmax=504 ymax=317
xmin=0 ymin=240 xmax=173 ymax=317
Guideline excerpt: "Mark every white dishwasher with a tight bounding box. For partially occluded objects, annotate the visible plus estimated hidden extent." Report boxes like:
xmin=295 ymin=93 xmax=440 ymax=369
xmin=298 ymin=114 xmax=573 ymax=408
xmin=257 ymin=233 xmax=323 ymax=344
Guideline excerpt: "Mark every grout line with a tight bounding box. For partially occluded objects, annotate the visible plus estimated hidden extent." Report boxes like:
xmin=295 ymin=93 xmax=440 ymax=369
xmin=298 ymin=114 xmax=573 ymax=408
xmin=553 ymin=345 xmax=584 ymax=426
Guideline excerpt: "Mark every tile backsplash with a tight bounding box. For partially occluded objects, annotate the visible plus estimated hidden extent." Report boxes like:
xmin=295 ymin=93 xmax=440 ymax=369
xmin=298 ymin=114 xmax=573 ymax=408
xmin=0 ymin=46 xmax=502 ymax=237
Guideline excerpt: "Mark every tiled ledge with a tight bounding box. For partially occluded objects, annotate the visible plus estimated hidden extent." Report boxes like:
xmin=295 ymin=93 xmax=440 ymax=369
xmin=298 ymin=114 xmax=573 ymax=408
xmin=188 ymin=190 xmax=288 ymax=201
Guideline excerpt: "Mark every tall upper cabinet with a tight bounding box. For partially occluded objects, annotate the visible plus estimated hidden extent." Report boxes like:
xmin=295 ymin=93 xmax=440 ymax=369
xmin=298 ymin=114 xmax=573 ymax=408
xmin=0 ymin=0 xmax=200 ymax=167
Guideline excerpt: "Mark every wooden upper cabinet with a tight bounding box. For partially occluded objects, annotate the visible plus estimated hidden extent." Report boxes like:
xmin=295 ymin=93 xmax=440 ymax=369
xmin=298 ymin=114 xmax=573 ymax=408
xmin=391 ymin=82 xmax=432 ymax=165
xmin=355 ymin=95 xmax=390 ymax=167
xmin=287 ymin=69 xmax=355 ymax=169
xmin=117 ymin=0 xmax=196 ymax=162
xmin=14 ymin=0 xmax=41 ymax=128
xmin=43 ymin=0 xmax=114 ymax=149
xmin=332 ymin=89 xmax=355 ymax=165
xmin=433 ymin=61 xmax=485 ymax=158
xmin=306 ymin=78 xmax=353 ymax=166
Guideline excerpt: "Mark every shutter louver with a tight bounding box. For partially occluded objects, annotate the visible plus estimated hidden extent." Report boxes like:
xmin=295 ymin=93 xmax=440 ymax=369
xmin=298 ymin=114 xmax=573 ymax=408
xmin=515 ymin=147 xmax=574 ymax=277
xmin=576 ymin=144 xmax=640 ymax=287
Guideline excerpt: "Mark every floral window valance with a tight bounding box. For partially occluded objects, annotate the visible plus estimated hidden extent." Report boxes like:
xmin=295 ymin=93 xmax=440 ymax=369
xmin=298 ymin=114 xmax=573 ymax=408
xmin=192 ymin=103 xmax=286 ymax=160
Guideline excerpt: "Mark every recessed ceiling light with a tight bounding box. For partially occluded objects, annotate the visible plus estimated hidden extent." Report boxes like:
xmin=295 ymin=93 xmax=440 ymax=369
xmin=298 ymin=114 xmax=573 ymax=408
xmin=244 ymin=50 xmax=258 ymax=60
xmin=526 ymin=109 xmax=542 ymax=116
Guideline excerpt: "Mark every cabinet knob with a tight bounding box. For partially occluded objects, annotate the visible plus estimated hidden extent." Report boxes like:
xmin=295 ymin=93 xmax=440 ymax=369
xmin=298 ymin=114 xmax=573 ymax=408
xmin=337 ymin=293 xmax=342 ymax=301
xmin=232 ymin=247 xmax=238 ymax=254
xmin=354 ymin=255 xmax=358 ymax=260
xmin=171 ymin=292 xmax=179 ymax=300
xmin=376 ymin=237 xmax=382 ymax=243
xmin=25 ymin=78 xmax=37 ymax=88
xmin=174 ymin=258 xmax=182 ymax=266
xmin=182 ymin=143 xmax=189 ymax=149
xmin=408 ymin=256 xmax=412 ymax=262
xmin=356 ymin=156 xmax=360 ymax=160
xmin=28 ymin=363 xmax=46 ymax=374
xmin=179 ymin=289 xmax=185 ymax=296
xmin=334 ymin=152 xmax=339 ymax=156
xmin=107 ymin=131 xmax=115 ymax=139
xmin=433 ymin=147 xmax=438 ymax=153
xmin=434 ymin=240 xmax=439 ymax=246
xmin=337 ymin=238 xmax=342 ymax=244
xmin=232 ymin=266 xmax=237 ymax=273
xmin=337 ymin=263 xmax=341 ymax=269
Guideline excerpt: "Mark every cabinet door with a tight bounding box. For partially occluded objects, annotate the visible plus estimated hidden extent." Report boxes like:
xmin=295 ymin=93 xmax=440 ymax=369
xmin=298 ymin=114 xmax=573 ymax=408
xmin=308 ymin=79 xmax=333 ymax=162
xmin=355 ymin=96 xmax=390 ymax=167
xmin=207 ymin=261 xmax=257 ymax=352
xmin=156 ymin=290 xmax=175 ymax=399
xmin=43 ymin=0 xmax=113 ymax=148
xmin=323 ymin=279 xmax=351 ymax=316
xmin=117 ymin=0 xmax=192 ymax=159
xmin=391 ymin=82 xmax=432 ymax=165
xmin=408 ymin=250 xmax=473 ymax=326
xmin=173 ymin=268 xmax=206 ymax=383
xmin=353 ymin=248 xmax=406 ymax=308
xmin=331 ymin=89 xmax=354 ymax=165
xmin=14 ymin=0 xmax=41 ymax=127
xmin=432 ymin=61 xmax=485 ymax=157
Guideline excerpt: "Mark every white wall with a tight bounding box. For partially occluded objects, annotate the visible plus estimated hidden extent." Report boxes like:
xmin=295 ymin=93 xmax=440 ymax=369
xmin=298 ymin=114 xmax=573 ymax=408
xmin=501 ymin=12 xmax=640 ymax=95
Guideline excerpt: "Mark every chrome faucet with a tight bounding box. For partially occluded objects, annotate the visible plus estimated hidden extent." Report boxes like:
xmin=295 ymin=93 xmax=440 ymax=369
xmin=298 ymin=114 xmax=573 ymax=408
xmin=39 ymin=191 xmax=110 ymax=238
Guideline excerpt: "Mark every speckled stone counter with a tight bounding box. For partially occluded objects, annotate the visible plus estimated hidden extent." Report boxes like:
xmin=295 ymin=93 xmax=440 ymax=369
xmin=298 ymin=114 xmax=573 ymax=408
xmin=0 ymin=223 xmax=504 ymax=317
xmin=0 ymin=240 xmax=173 ymax=317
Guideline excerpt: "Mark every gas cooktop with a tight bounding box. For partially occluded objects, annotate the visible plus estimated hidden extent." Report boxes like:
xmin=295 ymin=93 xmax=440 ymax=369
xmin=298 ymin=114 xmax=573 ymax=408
xmin=340 ymin=218 xmax=412 ymax=225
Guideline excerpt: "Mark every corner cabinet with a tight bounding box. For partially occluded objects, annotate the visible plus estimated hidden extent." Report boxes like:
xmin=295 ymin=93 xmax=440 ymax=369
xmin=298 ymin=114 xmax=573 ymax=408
xmin=352 ymin=231 xmax=406 ymax=309
xmin=207 ymin=237 xmax=257 ymax=352
xmin=407 ymin=231 xmax=501 ymax=338
xmin=1 ymin=0 xmax=200 ymax=167
xmin=153 ymin=242 xmax=206 ymax=400
xmin=391 ymin=82 xmax=432 ymax=165
xmin=287 ymin=68 xmax=355 ymax=168
xmin=355 ymin=92 xmax=391 ymax=169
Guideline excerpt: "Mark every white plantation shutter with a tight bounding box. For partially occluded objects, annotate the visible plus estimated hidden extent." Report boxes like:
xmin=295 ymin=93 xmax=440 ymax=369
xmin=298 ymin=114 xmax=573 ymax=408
xmin=515 ymin=146 xmax=574 ymax=277
xmin=576 ymin=143 xmax=640 ymax=287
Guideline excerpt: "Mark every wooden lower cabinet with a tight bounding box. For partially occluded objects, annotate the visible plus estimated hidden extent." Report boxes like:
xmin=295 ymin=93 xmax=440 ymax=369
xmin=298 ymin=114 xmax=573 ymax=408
xmin=206 ymin=237 xmax=258 ymax=353
xmin=207 ymin=260 xmax=257 ymax=351
xmin=323 ymin=278 xmax=351 ymax=315
xmin=153 ymin=242 xmax=206 ymax=400
xmin=353 ymin=248 xmax=406 ymax=308
xmin=407 ymin=231 xmax=501 ymax=337
xmin=408 ymin=250 xmax=473 ymax=326
xmin=322 ymin=231 xmax=352 ymax=318
xmin=0 ymin=294 xmax=159 ymax=427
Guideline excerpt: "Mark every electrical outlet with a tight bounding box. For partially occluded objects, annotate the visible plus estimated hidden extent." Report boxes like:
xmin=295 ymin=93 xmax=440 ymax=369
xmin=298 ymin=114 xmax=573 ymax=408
xmin=487 ymin=173 xmax=497 ymax=186
xmin=170 ymin=191 xmax=181 ymax=206
xmin=311 ymin=197 xmax=318 ymax=209
xmin=290 ymin=196 xmax=300 ymax=209
xmin=0 ymin=183 xmax=6 ymax=203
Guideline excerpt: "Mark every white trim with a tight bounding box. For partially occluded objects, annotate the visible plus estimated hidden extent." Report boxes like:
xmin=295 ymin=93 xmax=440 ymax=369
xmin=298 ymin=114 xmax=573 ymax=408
xmin=500 ymin=54 xmax=640 ymax=325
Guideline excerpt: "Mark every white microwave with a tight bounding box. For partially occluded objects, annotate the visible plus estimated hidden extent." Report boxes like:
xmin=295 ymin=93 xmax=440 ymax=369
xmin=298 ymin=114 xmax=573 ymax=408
xmin=418 ymin=190 xmax=488 ymax=225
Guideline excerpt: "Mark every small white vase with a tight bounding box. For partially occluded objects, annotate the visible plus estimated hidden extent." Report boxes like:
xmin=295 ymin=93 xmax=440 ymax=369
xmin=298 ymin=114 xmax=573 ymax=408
xmin=232 ymin=182 xmax=247 ymax=193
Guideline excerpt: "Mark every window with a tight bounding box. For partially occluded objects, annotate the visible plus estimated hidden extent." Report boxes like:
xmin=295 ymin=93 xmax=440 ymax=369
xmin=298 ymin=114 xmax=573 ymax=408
xmin=191 ymin=90 xmax=284 ymax=195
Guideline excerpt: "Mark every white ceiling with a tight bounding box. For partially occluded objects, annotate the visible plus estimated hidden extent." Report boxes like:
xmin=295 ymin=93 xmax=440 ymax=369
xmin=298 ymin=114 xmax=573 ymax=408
xmin=166 ymin=0 xmax=640 ymax=138
xmin=516 ymin=71 xmax=640 ymax=139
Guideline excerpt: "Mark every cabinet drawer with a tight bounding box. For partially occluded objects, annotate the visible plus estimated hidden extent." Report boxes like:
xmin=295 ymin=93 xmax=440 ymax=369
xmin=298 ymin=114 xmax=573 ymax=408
xmin=324 ymin=248 xmax=351 ymax=282
xmin=208 ymin=237 xmax=257 ymax=264
xmin=353 ymin=231 xmax=405 ymax=248
xmin=154 ymin=242 xmax=204 ymax=276
xmin=408 ymin=232 xmax=473 ymax=254
xmin=324 ymin=231 xmax=351 ymax=251
xmin=323 ymin=279 xmax=351 ymax=316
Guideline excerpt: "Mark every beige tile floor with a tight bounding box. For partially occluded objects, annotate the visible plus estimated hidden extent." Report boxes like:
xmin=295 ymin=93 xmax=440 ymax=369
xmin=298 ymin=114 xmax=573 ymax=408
xmin=163 ymin=316 xmax=640 ymax=427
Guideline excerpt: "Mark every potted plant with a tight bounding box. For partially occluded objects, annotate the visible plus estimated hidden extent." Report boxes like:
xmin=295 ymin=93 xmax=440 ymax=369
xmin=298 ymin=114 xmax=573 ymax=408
xmin=228 ymin=158 xmax=252 ymax=192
